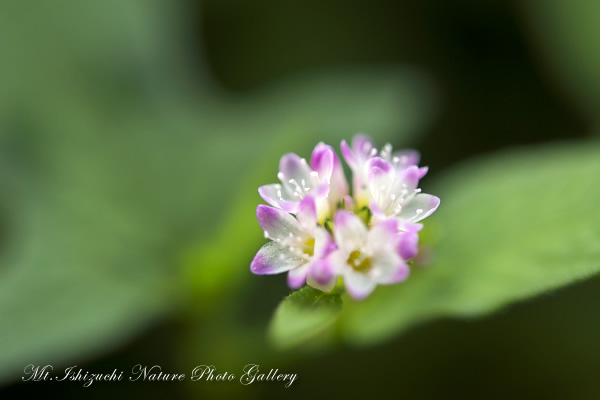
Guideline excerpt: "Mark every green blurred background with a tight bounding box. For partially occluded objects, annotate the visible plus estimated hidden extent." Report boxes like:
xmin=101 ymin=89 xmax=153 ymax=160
xmin=1 ymin=0 xmax=599 ymax=398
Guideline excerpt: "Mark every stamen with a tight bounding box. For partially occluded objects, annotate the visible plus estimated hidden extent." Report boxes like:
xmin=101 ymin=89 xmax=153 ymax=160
xmin=381 ymin=144 xmax=392 ymax=158
xmin=277 ymin=172 xmax=284 ymax=180
xmin=288 ymin=179 xmax=305 ymax=194
xmin=416 ymin=209 xmax=423 ymax=215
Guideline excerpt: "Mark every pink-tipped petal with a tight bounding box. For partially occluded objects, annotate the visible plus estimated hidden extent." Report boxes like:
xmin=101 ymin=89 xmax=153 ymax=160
xmin=392 ymin=150 xmax=420 ymax=168
xmin=369 ymin=199 xmax=386 ymax=219
xmin=341 ymin=139 xmax=357 ymax=168
xmin=352 ymin=134 xmax=376 ymax=160
xmin=398 ymin=165 xmax=420 ymax=193
xmin=256 ymin=205 xmax=302 ymax=241
xmin=258 ymin=184 xmax=299 ymax=213
xmin=397 ymin=231 xmax=419 ymax=260
xmin=296 ymin=195 xmax=317 ymax=233
xmin=368 ymin=164 xmax=395 ymax=211
xmin=313 ymin=182 xmax=330 ymax=198
xmin=368 ymin=157 xmax=394 ymax=174
xmin=368 ymin=219 xmax=399 ymax=245
xmin=287 ymin=264 xmax=309 ymax=289
xmin=418 ymin=166 xmax=429 ymax=179
xmin=380 ymin=261 xmax=410 ymax=284
xmin=307 ymin=273 xmax=337 ymax=292
xmin=310 ymin=143 xmax=334 ymax=182
xmin=343 ymin=195 xmax=355 ymax=211
xmin=371 ymin=250 xmax=405 ymax=284
xmin=399 ymin=222 xmax=424 ymax=233
xmin=308 ymin=259 xmax=337 ymax=286
xmin=251 ymin=242 xmax=304 ymax=275
xmin=368 ymin=166 xmax=393 ymax=195
xmin=329 ymin=149 xmax=349 ymax=205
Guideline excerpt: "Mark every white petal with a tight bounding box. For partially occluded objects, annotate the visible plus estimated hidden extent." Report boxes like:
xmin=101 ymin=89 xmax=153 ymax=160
xmin=296 ymin=195 xmax=317 ymax=233
xmin=368 ymin=159 xmax=395 ymax=213
xmin=256 ymin=205 xmax=303 ymax=242
xmin=366 ymin=219 xmax=399 ymax=253
xmin=333 ymin=211 xmax=367 ymax=254
xmin=258 ymin=184 xmax=299 ymax=213
xmin=313 ymin=227 xmax=335 ymax=258
xmin=398 ymin=193 xmax=440 ymax=222
xmin=378 ymin=260 xmax=410 ymax=285
xmin=279 ymin=153 xmax=315 ymax=197
xmin=251 ymin=242 xmax=304 ymax=275
xmin=344 ymin=269 xmax=377 ymax=300
xmin=371 ymin=250 xmax=404 ymax=284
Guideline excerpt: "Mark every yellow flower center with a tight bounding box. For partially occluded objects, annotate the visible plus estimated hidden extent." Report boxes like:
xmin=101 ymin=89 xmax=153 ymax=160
xmin=302 ymin=238 xmax=315 ymax=257
xmin=347 ymin=250 xmax=372 ymax=271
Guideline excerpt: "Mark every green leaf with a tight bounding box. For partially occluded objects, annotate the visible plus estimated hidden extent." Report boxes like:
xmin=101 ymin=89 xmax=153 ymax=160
xmin=269 ymin=286 xmax=343 ymax=349
xmin=339 ymin=140 xmax=600 ymax=345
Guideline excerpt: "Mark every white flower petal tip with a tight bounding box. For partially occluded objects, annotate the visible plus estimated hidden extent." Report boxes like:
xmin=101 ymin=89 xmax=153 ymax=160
xmin=252 ymin=134 xmax=440 ymax=300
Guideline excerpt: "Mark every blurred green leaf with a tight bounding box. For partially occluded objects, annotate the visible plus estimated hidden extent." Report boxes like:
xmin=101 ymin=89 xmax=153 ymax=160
xmin=521 ymin=0 xmax=600 ymax=125
xmin=269 ymin=286 xmax=343 ymax=349
xmin=339 ymin=140 xmax=600 ymax=345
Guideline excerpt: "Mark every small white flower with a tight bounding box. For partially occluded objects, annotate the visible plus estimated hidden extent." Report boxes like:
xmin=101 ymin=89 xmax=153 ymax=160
xmin=258 ymin=143 xmax=347 ymax=222
xmin=325 ymin=211 xmax=411 ymax=300
xmin=251 ymin=195 xmax=337 ymax=290
xmin=367 ymin=156 xmax=439 ymax=229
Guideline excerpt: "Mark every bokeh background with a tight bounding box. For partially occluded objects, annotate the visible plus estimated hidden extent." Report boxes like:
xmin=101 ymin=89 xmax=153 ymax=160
xmin=1 ymin=0 xmax=599 ymax=398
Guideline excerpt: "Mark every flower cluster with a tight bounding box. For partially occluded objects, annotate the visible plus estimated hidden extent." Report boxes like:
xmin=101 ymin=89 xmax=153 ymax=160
xmin=250 ymin=134 xmax=440 ymax=300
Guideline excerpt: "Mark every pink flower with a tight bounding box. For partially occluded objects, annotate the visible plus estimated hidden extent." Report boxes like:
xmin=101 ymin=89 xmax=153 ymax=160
xmin=251 ymin=134 xmax=440 ymax=299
